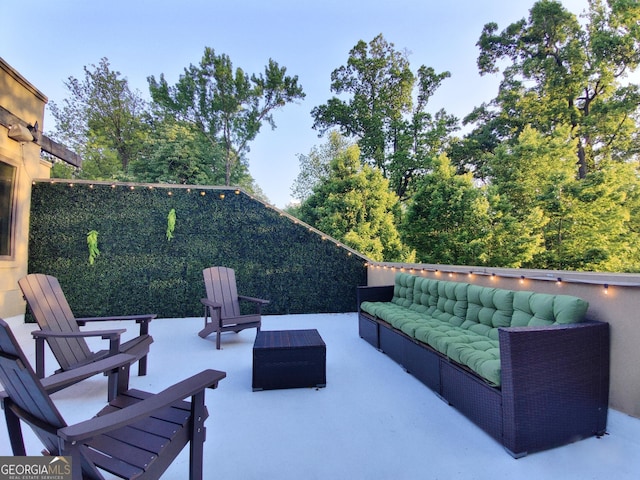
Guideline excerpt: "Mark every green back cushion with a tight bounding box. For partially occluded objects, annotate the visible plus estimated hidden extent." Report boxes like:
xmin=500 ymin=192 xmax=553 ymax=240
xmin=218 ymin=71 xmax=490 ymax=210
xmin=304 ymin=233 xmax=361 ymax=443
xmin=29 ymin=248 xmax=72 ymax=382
xmin=391 ymin=272 xmax=415 ymax=308
xmin=431 ymin=280 xmax=468 ymax=326
xmin=410 ymin=277 xmax=438 ymax=314
xmin=464 ymin=285 xmax=515 ymax=339
xmin=511 ymin=291 xmax=588 ymax=327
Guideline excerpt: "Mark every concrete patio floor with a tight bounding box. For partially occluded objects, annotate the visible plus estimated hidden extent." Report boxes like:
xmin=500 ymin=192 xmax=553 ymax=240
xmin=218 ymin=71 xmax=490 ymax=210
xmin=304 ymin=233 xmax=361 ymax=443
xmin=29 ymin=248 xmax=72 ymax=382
xmin=2 ymin=312 xmax=640 ymax=479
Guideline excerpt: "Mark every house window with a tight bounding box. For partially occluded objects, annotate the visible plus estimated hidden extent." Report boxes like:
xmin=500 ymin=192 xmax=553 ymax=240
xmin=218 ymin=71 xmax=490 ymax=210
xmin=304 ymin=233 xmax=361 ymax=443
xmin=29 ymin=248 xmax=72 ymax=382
xmin=0 ymin=161 xmax=17 ymax=257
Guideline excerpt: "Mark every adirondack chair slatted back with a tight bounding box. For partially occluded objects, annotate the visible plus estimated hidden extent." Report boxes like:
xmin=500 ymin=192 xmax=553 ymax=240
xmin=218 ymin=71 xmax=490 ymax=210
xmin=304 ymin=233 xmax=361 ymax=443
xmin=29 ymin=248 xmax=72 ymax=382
xmin=0 ymin=319 xmax=67 ymax=455
xmin=203 ymin=267 xmax=242 ymax=319
xmin=19 ymin=274 xmax=93 ymax=370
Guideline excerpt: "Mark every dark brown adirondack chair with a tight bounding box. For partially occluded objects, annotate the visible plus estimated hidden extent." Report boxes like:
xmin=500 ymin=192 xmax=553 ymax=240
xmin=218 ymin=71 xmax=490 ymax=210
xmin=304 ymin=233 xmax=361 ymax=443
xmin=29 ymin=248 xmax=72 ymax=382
xmin=199 ymin=266 xmax=270 ymax=349
xmin=0 ymin=318 xmax=226 ymax=480
xmin=19 ymin=274 xmax=155 ymax=385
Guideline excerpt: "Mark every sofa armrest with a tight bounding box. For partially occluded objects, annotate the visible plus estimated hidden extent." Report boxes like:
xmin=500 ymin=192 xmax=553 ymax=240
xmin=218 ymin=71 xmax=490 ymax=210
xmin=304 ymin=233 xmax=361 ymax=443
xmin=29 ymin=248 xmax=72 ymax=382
xmin=498 ymin=320 xmax=610 ymax=456
xmin=357 ymin=285 xmax=394 ymax=311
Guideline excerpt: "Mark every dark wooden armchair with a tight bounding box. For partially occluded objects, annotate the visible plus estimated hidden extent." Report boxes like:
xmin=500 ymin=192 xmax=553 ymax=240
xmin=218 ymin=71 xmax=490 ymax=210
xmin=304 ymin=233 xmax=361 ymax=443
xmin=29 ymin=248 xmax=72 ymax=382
xmin=199 ymin=266 xmax=270 ymax=349
xmin=0 ymin=318 xmax=226 ymax=480
xmin=19 ymin=274 xmax=155 ymax=392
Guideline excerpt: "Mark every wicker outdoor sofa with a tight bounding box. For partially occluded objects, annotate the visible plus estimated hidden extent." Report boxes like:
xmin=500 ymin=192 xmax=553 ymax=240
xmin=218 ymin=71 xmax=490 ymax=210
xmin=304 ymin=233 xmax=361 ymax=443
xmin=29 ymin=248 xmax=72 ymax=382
xmin=357 ymin=272 xmax=610 ymax=458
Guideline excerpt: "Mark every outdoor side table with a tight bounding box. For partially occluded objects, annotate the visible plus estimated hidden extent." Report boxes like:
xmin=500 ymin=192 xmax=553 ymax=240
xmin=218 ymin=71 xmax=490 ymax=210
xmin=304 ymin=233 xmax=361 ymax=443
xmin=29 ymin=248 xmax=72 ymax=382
xmin=252 ymin=329 xmax=326 ymax=391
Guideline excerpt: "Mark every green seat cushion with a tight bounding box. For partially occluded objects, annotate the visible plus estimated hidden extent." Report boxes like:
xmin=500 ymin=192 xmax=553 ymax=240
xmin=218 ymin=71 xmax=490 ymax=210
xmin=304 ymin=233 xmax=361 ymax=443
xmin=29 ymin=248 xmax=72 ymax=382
xmin=414 ymin=322 xmax=502 ymax=385
xmin=447 ymin=337 xmax=501 ymax=386
xmin=360 ymin=301 xmax=380 ymax=317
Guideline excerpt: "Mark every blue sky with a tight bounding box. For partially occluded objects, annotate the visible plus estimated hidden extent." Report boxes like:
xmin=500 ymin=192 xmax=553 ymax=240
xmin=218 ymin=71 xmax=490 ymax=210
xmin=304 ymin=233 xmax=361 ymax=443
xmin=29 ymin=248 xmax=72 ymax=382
xmin=4 ymin=0 xmax=589 ymax=207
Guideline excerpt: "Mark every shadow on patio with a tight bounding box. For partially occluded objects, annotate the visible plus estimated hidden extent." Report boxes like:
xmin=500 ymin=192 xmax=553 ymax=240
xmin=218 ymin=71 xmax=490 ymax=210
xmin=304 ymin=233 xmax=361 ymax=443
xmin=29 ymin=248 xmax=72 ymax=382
xmin=2 ymin=313 xmax=639 ymax=480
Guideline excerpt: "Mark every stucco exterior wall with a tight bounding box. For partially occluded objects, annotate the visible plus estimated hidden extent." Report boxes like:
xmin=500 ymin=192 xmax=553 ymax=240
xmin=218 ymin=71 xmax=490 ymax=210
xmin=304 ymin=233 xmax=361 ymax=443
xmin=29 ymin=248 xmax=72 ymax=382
xmin=367 ymin=263 xmax=640 ymax=419
xmin=0 ymin=58 xmax=50 ymax=318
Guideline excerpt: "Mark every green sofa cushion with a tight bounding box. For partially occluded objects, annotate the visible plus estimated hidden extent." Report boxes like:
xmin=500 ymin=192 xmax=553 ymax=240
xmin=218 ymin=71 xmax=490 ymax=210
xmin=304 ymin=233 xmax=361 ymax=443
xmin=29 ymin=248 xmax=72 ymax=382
xmin=463 ymin=285 xmax=515 ymax=340
xmin=511 ymin=291 xmax=588 ymax=327
xmin=410 ymin=277 xmax=438 ymax=315
xmin=391 ymin=273 xmax=415 ymax=308
xmin=448 ymin=339 xmax=502 ymax=386
xmin=360 ymin=301 xmax=380 ymax=317
xmin=431 ymin=281 xmax=468 ymax=327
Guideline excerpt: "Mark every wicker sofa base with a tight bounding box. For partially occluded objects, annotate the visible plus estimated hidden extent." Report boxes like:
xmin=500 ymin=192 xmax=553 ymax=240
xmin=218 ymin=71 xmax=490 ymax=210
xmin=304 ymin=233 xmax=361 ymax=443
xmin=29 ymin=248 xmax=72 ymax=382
xmin=358 ymin=298 xmax=610 ymax=458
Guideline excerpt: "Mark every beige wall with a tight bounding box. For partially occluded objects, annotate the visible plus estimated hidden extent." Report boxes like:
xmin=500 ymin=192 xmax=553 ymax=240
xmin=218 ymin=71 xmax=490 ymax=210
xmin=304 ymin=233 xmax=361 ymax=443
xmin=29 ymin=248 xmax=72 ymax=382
xmin=0 ymin=58 xmax=50 ymax=318
xmin=366 ymin=262 xmax=640 ymax=419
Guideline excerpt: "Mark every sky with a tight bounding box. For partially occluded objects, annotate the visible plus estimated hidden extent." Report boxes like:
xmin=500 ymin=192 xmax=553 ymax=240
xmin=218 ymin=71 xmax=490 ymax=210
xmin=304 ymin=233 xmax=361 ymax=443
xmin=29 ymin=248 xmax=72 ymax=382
xmin=3 ymin=0 xmax=590 ymax=208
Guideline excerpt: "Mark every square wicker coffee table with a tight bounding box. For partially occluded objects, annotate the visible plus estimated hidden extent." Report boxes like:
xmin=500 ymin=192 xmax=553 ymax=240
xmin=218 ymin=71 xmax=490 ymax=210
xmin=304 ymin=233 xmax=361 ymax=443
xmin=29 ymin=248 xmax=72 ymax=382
xmin=252 ymin=329 xmax=326 ymax=391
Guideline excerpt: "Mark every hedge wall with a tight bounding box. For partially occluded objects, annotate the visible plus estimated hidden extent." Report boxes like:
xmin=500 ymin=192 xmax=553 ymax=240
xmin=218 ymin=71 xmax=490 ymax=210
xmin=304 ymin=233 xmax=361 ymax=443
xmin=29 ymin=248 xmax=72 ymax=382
xmin=27 ymin=181 xmax=368 ymax=318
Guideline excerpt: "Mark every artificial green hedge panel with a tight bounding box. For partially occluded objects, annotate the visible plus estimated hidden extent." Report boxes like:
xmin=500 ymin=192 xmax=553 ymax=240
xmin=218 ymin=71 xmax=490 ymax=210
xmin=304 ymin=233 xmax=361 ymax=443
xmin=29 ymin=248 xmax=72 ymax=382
xmin=28 ymin=181 xmax=367 ymax=318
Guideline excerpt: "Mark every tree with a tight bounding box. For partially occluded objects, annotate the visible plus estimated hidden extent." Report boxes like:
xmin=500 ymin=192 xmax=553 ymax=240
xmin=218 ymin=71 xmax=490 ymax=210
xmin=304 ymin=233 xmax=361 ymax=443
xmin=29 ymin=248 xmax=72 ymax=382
xmin=312 ymin=34 xmax=456 ymax=200
xmin=312 ymin=34 xmax=414 ymax=173
xmin=130 ymin=119 xmax=228 ymax=185
xmin=148 ymin=47 xmax=305 ymax=185
xmin=402 ymin=154 xmax=491 ymax=265
xmin=291 ymin=131 xmax=353 ymax=202
xmin=467 ymin=0 xmax=640 ymax=178
xmin=388 ymin=66 xmax=458 ymax=200
xmin=489 ymin=125 xmax=640 ymax=271
xmin=49 ymin=58 xmax=149 ymax=178
xmin=297 ymin=143 xmax=411 ymax=262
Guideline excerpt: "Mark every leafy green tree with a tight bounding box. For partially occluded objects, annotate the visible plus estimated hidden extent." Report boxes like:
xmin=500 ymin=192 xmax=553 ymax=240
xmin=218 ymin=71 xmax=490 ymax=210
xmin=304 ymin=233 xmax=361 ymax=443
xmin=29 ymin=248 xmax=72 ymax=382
xmin=148 ymin=47 xmax=305 ymax=185
xmin=402 ymin=154 xmax=491 ymax=265
xmin=466 ymin=0 xmax=640 ymax=177
xmin=130 ymin=120 xmax=227 ymax=185
xmin=49 ymin=57 xmax=149 ymax=179
xmin=538 ymin=161 xmax=640 ymax=271
xmin=312 ymin=34 xmax=414 ymax=174
xmin=291 ymin=131 xmax=353 ymax=202
xmin=489 ymin=125 xmax=640 ymax=271
xmin=312 ymin=34 xmax=456 ymax=200
xmin=297 ymin=143 xmax=411 ymax=262
xmin=388 ymin=66 xmax=458 ymax=200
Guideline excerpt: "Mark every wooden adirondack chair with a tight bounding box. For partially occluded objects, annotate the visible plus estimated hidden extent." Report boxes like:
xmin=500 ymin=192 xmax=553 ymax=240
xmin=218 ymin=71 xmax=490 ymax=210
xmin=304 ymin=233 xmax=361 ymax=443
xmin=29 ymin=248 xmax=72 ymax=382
xmin=199 ymin=266 xmax=270 ymax=349
xmin=19 ymin=274 xmax=155 ymax=384
xmin=0 ymin=318 xmax=226 ymax=480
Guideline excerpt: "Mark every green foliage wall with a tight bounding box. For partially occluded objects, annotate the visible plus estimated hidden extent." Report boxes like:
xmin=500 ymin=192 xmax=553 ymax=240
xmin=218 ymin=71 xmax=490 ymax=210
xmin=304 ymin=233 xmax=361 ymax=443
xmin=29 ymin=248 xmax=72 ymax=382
xmin=28 ymin=181 xmax=367 ymax=318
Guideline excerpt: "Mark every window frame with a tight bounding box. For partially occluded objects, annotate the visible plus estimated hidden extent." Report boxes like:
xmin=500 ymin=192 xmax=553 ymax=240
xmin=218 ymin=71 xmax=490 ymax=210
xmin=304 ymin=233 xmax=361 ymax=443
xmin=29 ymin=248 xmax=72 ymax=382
xmin=0 ymin=158 xmax=17 ymax=259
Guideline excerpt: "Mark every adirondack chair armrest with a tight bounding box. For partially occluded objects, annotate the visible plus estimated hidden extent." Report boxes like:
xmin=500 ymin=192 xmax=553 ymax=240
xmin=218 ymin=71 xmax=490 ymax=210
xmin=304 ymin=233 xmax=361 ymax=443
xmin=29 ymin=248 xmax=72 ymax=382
xmin=58 ymin=369 xmax=227 ymax=442
xmin=31 ymin=328 xmax=126 ymax=340
xmin=200 ymin=298 xmax=222 ymax=309
xmin=76 ymin=314 xmax=156 ymax=336
xmin=37 ymin=354 xmax=135 ymax=395
xmin=238 ymin=295 xmax=270 ymax=314
xmin=238 ymin=295 xmax=270 ymax=305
